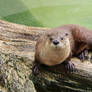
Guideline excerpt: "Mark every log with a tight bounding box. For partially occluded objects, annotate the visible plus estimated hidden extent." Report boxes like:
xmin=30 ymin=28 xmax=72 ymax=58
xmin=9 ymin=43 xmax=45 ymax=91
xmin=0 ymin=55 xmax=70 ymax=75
xmin=0 ymin=20 xmax=92 ymax=92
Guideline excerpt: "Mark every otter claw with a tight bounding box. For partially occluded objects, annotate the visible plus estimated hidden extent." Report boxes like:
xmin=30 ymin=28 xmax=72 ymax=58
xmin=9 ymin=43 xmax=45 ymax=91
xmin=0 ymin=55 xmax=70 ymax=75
xmin=32 ymin=65 xmax=40 ymax=75
xmin=78 ymin=49 xmax=88 ymax=61
xmin=65 ymin=61 xmax=75 ymax=73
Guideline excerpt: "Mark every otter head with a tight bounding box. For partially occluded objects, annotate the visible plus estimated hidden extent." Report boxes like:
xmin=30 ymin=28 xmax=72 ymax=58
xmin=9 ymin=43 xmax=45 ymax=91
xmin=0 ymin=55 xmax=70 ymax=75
xmin=38 ymin=31 xmax=71 ymax=66
xmin=45 ymin=31 xmax=70 ymax=50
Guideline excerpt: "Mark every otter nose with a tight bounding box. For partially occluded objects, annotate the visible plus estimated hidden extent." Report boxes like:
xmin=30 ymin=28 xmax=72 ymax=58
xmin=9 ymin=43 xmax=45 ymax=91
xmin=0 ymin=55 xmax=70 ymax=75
xmin=53 ymin=40 xmax=59 ymax=45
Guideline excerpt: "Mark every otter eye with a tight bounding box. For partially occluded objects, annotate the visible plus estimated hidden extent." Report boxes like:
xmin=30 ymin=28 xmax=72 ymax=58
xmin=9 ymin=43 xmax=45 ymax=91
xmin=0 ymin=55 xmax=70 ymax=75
xmin=50 ymin=37 xmax=53 ymax=41
xmin=61 ymin=37 xmax=64 ymax=40
xmin=65 ymin=33 xmax=68 ymax=36
xmin=47 ymin=34 xmax=50 ymax=37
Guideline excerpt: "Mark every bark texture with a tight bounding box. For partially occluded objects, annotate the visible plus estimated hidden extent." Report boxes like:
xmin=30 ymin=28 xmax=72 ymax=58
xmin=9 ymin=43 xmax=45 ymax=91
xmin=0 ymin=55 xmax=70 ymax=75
xmin=0 ymin=20 xmax=92 ymax=92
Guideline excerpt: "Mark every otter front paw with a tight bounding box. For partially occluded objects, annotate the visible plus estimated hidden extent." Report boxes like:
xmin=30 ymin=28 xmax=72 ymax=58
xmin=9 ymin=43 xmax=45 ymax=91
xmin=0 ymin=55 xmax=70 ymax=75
xmin=78 ymin=49 xmax=88 ymax=61
xmin=64 ymin=61 xmax=75 ymax=73
xmin=32 ymin=64 xmax=40 ymax=76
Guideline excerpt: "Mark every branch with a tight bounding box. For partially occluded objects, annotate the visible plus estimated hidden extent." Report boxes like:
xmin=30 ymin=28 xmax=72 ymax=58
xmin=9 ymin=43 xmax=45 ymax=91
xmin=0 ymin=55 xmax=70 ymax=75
xmin=0 ymin=20 xmax=92 ymax=92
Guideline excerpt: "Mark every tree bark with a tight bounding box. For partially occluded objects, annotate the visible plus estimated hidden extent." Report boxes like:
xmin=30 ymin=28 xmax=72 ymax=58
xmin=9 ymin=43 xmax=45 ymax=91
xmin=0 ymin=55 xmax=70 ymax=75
xmin=0 ymin=20 xmax=92 ymax=92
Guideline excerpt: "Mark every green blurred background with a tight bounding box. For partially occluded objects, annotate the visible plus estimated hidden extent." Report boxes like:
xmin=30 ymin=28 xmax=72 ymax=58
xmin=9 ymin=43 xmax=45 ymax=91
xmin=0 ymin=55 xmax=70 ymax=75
xmin=1 ymin=0 xmax=92 ymax=28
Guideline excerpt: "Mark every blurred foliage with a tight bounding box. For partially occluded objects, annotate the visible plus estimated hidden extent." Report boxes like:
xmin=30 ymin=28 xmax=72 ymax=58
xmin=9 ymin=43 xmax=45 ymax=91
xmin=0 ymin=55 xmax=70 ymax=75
xmin=0 ymin=0 xmax=92 ymax=28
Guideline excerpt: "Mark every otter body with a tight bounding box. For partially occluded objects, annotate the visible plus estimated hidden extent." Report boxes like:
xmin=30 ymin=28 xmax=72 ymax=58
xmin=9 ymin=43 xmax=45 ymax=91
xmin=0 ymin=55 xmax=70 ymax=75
xmin=33 ymin=24 xmax=92 ymax=74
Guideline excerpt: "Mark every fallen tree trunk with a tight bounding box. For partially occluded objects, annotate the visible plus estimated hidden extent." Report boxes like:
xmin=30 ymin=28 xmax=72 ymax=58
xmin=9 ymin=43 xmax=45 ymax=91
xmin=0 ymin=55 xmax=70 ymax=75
xmin=0 ymin=20 xmax=92 ymax=92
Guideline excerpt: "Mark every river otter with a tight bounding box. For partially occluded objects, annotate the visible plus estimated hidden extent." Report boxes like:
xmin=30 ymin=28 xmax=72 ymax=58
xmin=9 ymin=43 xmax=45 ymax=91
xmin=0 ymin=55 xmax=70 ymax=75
xmin=33 ymin=24 xmax=92 ymax=75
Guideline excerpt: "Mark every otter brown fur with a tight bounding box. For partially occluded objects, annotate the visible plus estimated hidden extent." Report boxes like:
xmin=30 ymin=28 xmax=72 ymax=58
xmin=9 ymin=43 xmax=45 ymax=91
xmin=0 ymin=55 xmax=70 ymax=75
xmin=33 ymin=24 xmax=92 ymax=74
xmin=35 ymin=30 xmax=71 ymax=66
